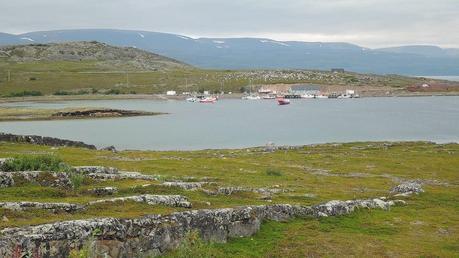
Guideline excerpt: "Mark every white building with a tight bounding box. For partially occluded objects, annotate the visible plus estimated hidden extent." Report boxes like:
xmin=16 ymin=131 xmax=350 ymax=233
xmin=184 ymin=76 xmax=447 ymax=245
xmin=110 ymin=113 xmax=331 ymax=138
xmin=166 ymin=90 xmax=177 ymax=96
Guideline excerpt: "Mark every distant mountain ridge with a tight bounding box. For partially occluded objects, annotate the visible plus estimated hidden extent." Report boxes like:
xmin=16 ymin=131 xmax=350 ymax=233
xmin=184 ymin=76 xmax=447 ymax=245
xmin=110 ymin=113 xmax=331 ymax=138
xmin=1 ymin=29 xmax=458 ymax=75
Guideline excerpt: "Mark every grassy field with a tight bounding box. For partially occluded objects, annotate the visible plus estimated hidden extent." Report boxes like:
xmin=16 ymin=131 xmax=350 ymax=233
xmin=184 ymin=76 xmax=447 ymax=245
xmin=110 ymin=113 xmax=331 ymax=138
xmin=0 ymin=141 xmax=458 ymax=256
xmin=0 ymin=59 xmax=434 ymax=97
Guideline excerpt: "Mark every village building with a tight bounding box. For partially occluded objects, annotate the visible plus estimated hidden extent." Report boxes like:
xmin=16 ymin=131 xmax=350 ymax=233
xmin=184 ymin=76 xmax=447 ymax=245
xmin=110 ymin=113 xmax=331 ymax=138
xmin=289 ymin=84 xmax=321 ymax=95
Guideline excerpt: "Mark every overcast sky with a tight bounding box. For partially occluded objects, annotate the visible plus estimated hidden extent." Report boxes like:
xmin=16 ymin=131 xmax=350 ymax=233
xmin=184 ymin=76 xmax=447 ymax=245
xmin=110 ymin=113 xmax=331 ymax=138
xmin=1 ymin=0 xmax=458 ymax=48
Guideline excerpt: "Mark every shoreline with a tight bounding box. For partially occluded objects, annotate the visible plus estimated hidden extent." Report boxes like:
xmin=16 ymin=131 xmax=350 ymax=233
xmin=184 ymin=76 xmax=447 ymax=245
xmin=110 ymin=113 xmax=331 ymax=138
xmin=0 ymin=91 xmax=459 ymax=104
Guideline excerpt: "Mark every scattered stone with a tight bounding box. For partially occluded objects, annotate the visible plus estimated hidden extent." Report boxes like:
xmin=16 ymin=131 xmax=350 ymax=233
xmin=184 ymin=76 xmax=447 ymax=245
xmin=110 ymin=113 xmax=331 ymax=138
xmin=161 ymin=182 xmax=209 ymax=190
xmin=0 ymin=171 xmax=72 ymax=188
xmin=0 ymin=172 xmax=14 ymax=187
xmin=89 ymin=187 xmax=118 ymax=196
xmin=391 ymin=181 xmax=424 ymax=196
xmin=73 ymin=166 xmax=119 ymax=174
xmin=206 ymin=187 xmax=289 ymax=198
xmin=0 ymin=201 xmax=84 ymax=213
xmin=88 ymin=194 xmax=191 ymax=208
xmin=88 ymin=171 xmax=158 ymax=181
xmin=0 ymin=197 xmax=399 ymax=257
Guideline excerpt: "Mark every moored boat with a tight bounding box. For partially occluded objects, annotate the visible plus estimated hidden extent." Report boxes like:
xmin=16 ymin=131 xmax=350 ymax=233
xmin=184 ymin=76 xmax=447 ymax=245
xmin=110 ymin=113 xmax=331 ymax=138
xmin=277 ymin=97 xmax=290 ymax=105
xmin=199 ymin=96 xmax=217 ymax=103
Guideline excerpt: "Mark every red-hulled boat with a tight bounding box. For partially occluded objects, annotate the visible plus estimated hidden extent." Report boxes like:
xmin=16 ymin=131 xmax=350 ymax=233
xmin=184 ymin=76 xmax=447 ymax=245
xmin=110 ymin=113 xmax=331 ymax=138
xmin=277 ymin=97 xmax=290 ymax=105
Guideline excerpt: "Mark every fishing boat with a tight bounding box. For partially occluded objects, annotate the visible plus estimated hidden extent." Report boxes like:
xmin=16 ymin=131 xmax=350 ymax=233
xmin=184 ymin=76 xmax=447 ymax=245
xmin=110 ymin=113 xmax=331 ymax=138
xmin=300 ymin=94 xmax=315 ymax=99
xmin=199 ymin=96 xmax=217 ymax=103
xmin=277 ymin=97 xmax=290 ymax=105
xmin=315 ymin=95 xmax=328 ymax=99
xmin=262 ymin=94 xmax=276 ymax=99
xmin=242 ymin=94 xmax=261 ymax=100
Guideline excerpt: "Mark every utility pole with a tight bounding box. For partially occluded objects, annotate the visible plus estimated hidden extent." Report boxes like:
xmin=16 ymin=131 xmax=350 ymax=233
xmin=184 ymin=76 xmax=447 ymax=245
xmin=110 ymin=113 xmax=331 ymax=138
xmin=7 ymin=70 xmax=11 ymax=82
xmin=126 ymin=72 xmax=129 ymax=87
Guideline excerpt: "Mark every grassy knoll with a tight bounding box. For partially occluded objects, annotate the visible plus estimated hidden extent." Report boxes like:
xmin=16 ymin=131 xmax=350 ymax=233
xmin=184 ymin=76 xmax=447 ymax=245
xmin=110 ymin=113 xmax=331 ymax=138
xmin=0 ymin=141 xmax=458 ymax=257
xmin=0 ymin=58 xmax=432 ymax=97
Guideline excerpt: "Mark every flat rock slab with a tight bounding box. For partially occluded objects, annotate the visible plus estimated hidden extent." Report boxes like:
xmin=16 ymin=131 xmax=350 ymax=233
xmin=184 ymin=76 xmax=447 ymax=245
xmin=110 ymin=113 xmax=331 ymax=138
xmin=0 ymin=201 xmax=84 ymax=212
xmin=88 ymin=194 xmax=191 ymax=208
xmin=161 ymin=181 xmax=211 ymax=190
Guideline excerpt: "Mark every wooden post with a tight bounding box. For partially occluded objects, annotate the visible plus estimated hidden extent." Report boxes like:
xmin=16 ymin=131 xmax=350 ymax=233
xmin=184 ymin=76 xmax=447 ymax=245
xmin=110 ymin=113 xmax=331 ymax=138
xmin=7 ymin=70 xmax=10 ymax=82
xmin=126 ymin=72 xmax=129 ymax=87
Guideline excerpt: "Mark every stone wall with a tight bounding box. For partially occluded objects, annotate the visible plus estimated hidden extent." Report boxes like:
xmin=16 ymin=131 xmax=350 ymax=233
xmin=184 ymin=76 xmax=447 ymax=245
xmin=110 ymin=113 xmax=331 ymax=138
xmin=0 ymin=133 xmax=96 ymax=149
xmin=0 ymin=198 xmax=398 ymax=258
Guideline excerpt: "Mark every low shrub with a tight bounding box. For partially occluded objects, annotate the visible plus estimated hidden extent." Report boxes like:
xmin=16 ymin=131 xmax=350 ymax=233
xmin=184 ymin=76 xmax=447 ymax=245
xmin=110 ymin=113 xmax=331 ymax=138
xmin=7 ymin=90 xmax=43 ymax=97
xmin=266 ymin=168 xmax=283 ymax=176
xmin=0 ymin=155 xmax=71 ymax=172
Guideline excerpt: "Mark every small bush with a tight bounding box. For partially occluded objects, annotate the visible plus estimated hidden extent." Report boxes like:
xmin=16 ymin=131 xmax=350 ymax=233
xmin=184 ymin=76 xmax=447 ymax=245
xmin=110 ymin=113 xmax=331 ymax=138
xmin=7 ymin=90 xmax=43 ymax=97
xmin=104 ymin=89 xmax=121 ymax=95
xmin=68 ymin=172 xmax=85 ymax=189
xmin=266 ymin=168 xmax=283 ymax=176
xmin=165 ymin=230 xmax=218 ymax=258
xmin=0 ymin=155 xmax=71 ymax=172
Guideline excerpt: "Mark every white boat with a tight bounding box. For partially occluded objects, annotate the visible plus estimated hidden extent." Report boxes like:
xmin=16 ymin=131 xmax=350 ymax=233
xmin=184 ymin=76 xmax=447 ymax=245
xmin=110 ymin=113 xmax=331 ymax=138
xmin=199 ymin=96 xmax=217 ymax=103
xmin=262 ymin=94 xmax=276 ymax=99
xmin=242 ymin=95 xmax=261 ymax=100
xmin=186 ymin=97 xmax=197 ymax=102
xmin=315 ymin=95 xmax=328 ymax=99
xmin=300 ymin=94 xmax=315 ymax=99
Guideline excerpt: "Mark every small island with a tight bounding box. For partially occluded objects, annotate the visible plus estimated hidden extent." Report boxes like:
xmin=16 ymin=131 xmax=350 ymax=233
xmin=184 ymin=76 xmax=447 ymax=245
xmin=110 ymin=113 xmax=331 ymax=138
xmin=0 ymin=107 xmax=164 ymax=122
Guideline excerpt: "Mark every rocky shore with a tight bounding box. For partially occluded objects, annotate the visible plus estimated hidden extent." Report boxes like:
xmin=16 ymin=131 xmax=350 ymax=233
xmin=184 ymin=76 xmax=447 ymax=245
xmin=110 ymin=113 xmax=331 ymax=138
xmin=0 ymin=133 xmax=96 ymax=149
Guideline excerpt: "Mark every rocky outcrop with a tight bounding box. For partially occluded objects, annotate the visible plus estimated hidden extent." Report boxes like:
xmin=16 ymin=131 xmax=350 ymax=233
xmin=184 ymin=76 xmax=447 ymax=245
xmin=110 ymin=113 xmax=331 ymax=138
xmin=206 ymin=186 xmax=289 ymax=198
xmin=88 ymin=194 xmax=192 ymax=208
xmin=0 ymin=201 xmax=84 ymax=212
xmin=73 ymin=166 xmax=158 ymax=181
xmin=73 ymin=166 xmax=119 ymax=174
xmin=0 ymin=171 xmax=72 ymax=188
xmin=391 ymin=181 xmax=424 ymax=196
xmin=161 ymin=181 xmax=210 ymax=190
xmin=0 ymin=172 xmax=14 ymax=187
xmin=0 ymin=198 xmax=399 ymax=258
xmin=89 ymin=187 xmax=118 ymax=196
xmin=0 ymin=133 xmax=96 ymax=149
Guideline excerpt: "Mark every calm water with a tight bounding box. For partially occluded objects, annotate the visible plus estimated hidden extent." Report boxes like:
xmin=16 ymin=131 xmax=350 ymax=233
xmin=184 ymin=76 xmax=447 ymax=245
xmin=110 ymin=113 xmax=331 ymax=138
xmin=1 ymin=97 xmax=458 ymax=150
xmin=419 ymin=76 xmax=459 ymax=82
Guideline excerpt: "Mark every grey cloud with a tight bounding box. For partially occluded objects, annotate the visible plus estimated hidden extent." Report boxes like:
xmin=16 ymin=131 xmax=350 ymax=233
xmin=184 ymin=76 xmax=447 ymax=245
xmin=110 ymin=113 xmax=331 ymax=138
xmin=1 ymin=0 xmax=458 ymax=47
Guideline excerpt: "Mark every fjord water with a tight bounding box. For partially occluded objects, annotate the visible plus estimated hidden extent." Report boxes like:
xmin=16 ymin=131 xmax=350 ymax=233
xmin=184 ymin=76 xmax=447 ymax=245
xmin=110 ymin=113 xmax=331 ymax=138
xmin=1 ymin=96 xmax=458 ymax=150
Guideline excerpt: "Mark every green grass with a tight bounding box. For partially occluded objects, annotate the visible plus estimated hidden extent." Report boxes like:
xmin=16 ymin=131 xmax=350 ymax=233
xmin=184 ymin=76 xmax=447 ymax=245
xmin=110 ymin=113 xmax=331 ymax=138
xmin=0 ymin=59 xmax=428 ymax=97
xmin=0 ymin=141 xmax=458 ymax=257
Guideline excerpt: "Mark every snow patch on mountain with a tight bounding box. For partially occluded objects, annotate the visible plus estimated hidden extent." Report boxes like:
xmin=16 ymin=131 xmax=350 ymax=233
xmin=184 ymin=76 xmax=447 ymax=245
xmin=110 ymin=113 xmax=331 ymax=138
xmin=177 ymin=35 xmax=191 ymax=40
xmin=259 ymin=40 xmax=290 ymax=47
xmin=20 ymin=37 xmax=35 ymax=42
